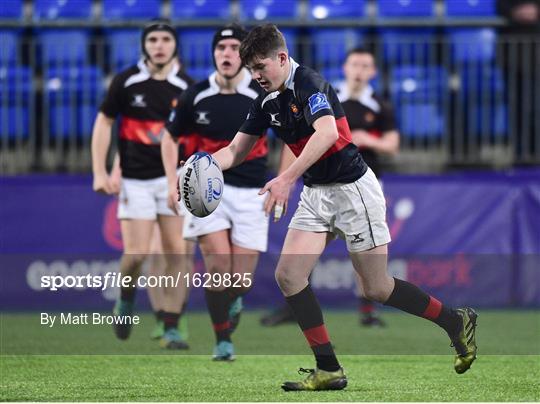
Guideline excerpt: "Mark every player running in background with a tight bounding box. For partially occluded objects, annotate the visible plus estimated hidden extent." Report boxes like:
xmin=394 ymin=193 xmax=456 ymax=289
xmin=209 ymin=24 xmax=478 ymax=390
xmin=161 ymin=25 xmax=269 ymax=361
xmin=336 ymin=46 xmax=400 ymax=327
xmin=91 ymin=19 xmax=194 ymax=349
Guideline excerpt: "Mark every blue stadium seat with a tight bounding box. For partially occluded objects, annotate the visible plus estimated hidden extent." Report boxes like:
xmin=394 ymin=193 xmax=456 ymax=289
xmin=379 ymin=28 xmax=436 ymax=65
xmin=102 ymin=0 xmax=161 ymax=20
xmin=45 ymin=66 xmax=104 ymax=104
xmin=377 ymin=0 xmax=435 ymax=17
xmin=0 ymin=30 xmax=19 ymax=65
xmin=447 ymin=28 xmax=496 ymax=63
xmin=33 ymin=0 xmax=93 ymax=20
xmin=397 ymin=103 xmax=444 ymax=138
xmin=105 ymin=29 xmax=141 ymax=72
xmin=0 ymin=107 xmax=29 ymax=140
xmin=178 ymin=29 xmax=214 ymax=79
xmin=0 ymin=0 xmax=24 ymax=19
xmin=0 ymin=66 xmax=32 ymax=139
xmin=38 ymin=29 xmax=89 ymax=66
xmin=239 ymin=0 xmax=300 ymax=20
xmin=308 ymin=0 xmax=366 ymax=19
xmin=446 ymin=0 xmax=496 ymax=17
xmin=389 ymin=65 xmax=448 ymax=104
xmin=311 ymin=28 xmax=364 ymax=67
xmin=171 ymin=0 xmax=231 ymax=19
xmin=48 ymin=104 xmax=97 ymax=138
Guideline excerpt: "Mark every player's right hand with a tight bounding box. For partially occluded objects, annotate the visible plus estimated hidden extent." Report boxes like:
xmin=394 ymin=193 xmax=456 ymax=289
xmin=93 ymin=174 xmax=115 ymax=195
xmin=168 ymin=183 xmax=180 ymax=216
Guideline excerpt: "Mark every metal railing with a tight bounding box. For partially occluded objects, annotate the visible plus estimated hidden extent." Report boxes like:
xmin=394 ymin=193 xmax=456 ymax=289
xmin=1 ymin=32 xmax=539 ymax=174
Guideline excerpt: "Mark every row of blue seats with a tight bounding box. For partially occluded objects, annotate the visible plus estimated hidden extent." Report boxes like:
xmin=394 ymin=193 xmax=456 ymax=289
xmin=1 ymin=0 xmax=498 ymax=20
xmin=0 ymin=28 xmax=499 ymax=68
xmin=1 ymin=63 xmax=507 ymax=140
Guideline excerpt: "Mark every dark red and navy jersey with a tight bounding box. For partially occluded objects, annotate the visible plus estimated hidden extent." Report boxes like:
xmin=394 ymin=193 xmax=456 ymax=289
xmin=239 ymin=58 xmax=367 ymax=186
xmin=336 ymin=82 xmax=397 ymax=178
xmin=100 ymin=59 xmax=194 ymax=180
xmin=166 ymin=69 xmax=267 ymax=188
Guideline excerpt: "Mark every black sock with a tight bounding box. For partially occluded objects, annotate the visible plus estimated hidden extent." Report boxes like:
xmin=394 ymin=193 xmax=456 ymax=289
xmin=286 ymin=285 xmax=340 ymax=372
xmin=120 ymin=286 xmax=136 ymax=303
xmin=359 ymin=297 xmax=374 ymax=317
xmin=204 ymin=289 xmax=232 ymax=342
xmin=384 ymin=277 xmax=461 ymax=336
xmin=155 ymin=309 xmax=164 ymax=322
xmin=163 ymin=312 xmax=180 ymax=331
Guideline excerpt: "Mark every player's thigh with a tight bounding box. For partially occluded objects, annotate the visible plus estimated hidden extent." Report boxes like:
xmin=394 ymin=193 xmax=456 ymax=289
xmin=157 ymin=214 xmax=185 ymax=254
xmin=199 ymin=230 xmax=232 ymax=275
xmin=231 ymin=244 xmax=259 ymax=277
xmin=276 ymin=229 xmax=332 ymax=282
xmin=349 ymin=244 xmax=394 ymax=302
xmin=120 ymin=219 xmax=155 ymax=254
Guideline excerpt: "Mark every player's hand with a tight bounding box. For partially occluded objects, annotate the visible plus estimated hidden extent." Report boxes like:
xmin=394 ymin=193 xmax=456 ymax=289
xmin=168 ymin=187 xmax=180 ymax=216
xmin=93 ymin=173 xmax=114 ymax=195
xmin=351 ymin=129 xmax=376 ymax=148
xmin=109 ymin=175 xmax=121 ymax=195
xmin=259 ymin=175 xmax=293 ymax=222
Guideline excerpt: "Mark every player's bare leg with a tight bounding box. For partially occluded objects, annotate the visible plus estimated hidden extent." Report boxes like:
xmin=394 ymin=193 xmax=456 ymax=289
xmin=350 ymin=244 xmax=478 ymax=373
xmin=355 ymin=275 xmax=386 ymax=327
xmin=114 ymin=219 xmax=155 ymax=340
xmin=147 ymin=225 xmax=167 ymax=339
xmin=276 ymin=229 xmax=347 ymax=391
xmin=199 ymin=230 xmax=236 ymax=360
xmin=156 ymin=214 xmax=190 ymax=349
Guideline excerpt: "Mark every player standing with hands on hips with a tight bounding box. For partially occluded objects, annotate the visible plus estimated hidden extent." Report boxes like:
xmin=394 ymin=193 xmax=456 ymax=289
xmin=91 ymin=19 xmax=194 ymax=349
xmin=162 ymin=25 xmax=269 ymax=361
xmin=203 ymin=24 xmax=478 ymax=390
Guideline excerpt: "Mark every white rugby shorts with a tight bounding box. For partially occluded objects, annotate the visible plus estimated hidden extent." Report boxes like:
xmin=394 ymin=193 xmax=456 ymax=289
xmin=289 ymin=167 xmax=391 ymax=252
xmin=117 ymin=174 xmax=185 ymax=220
xmin=183 ymin=184 xmax=269 ymax=252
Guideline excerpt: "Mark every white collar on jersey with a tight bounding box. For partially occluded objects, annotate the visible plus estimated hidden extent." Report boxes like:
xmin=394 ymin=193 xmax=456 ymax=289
xmin=124 ymin=58 xmax=187 ymax=90
xmin=336 ymin=81 xmax=380 ymax=113
xmin=261 ymin=57 xmax=299 ymax=108
xmin=194 ymin=68 xmax=258 ymax=106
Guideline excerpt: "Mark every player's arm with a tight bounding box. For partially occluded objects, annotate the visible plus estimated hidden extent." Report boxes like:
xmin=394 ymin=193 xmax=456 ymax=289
xmin=277 ymin=142 xmax=296 ymax=174
xmin=212 ymin=131 xmax=259 ymax=171
xmin=161 ymin=128 xmax=181 ymax=215
xmin=351 ymin=129 xmax=399 ymax=156
xmin=91 ymin=112 xmax=116 ymax=194
xmin=260 ymin=115 xmax=338 ymax=219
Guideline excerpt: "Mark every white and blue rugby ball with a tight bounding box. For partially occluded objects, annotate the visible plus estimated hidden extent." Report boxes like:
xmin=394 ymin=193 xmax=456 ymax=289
xmin=179 ymin=152 xmax=224 ymax=217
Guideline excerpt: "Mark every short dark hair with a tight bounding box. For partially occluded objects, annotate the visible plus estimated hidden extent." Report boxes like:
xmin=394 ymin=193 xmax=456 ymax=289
xmin=240 ymin=24 xmax=287 ymax=66
xmin=345 ymin=46 xmax=374 ymax=60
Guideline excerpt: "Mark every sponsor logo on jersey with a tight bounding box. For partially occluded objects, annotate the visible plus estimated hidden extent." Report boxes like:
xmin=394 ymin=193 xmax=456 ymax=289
xmin=195 ymin=111 xmax=210 ymax=125
xmin=131 ymin=94 xmax=147 ymax=107
xmin=308 ymin=92 xmax=330 ymax=115
xmin=269 ymin=112 xmax=281 ymax=126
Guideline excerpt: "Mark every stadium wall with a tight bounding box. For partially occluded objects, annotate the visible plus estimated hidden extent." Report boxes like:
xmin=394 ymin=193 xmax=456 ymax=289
xmin=1 ymin=169 xmax=539 ymax=310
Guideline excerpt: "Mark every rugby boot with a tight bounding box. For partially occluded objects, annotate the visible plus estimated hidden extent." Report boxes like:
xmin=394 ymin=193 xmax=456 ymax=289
xmin=450 ymin=307 xmax=478 ymax=374
xmin=281 ymin=367 xmax=347 ymax=391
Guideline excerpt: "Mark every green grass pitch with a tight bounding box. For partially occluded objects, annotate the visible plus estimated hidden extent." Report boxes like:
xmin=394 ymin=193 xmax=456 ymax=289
xmin=1 ymin=310 xmax=539 ymax=401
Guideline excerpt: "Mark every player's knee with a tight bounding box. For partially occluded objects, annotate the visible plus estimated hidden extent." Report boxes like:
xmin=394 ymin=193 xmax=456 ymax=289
xmin=363 ymin=284 xmax=389 ymax=303
xmin=122 ymin=253 xmax=148 ymax=269
xmin=275 ymin=267 xmax=298 ymax=291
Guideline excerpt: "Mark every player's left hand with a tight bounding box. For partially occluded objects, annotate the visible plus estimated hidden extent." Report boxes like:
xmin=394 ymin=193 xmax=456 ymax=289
xmin=259 ymin=175 xmax=293 ymax=222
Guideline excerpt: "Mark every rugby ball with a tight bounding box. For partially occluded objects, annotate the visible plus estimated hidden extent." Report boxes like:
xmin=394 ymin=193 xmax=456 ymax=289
xmin=179 ymin=152 xmax=224 ymax=217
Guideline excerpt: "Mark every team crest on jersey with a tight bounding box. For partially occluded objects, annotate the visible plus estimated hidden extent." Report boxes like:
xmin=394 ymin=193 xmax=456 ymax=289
xmin=131 ymin=94 xmax=147 ymax=107
xmin=290 ymin=102 xmax=303 ymax=119
xmin=195 ymin=111 xmax=210 ymax=125
xmin=365 ymin=112 xmax=375 ymax=123
xmin=269 ymin=112 xmax=281 ymax=127
xmin=308 ymin=92 xmax=330 ymax=115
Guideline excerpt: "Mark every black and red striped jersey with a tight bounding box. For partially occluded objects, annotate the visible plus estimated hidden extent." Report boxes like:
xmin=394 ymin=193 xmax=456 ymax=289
xmin=100 ymin=59 xmax=194 ymax=180
xmin=166 ymin=69 xmax=268 ymax=188
xmin=336 ymin=82 xmax=397 ymax=178
xmin=239 ymin=58 xmax=367 ymax=186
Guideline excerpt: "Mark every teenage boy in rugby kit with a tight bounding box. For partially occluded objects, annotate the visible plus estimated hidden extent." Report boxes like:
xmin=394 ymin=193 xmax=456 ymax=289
xmin=91 ymin=20 xmax=194 ymax=349
xmin=161 ymin=25 xmax=269 ymax=361
xmin=208 ymin=24 xmax=478 ymax=391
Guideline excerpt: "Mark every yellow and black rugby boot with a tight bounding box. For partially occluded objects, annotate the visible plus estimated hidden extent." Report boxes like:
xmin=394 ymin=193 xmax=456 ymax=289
xmin=281 ymin=367 xmax=347 ymax=391
xmin=451 ymin=307 xmax=478 ymax=374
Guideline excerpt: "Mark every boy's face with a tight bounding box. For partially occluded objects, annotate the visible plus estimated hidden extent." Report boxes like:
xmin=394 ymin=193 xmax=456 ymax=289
xmin=247 ymin=52 xmax=288 ymax=92
xmin=214 ymin=38 xmax=243 ymax=79
xmin=343 ymin=52 xmax=376 ymax=85
xmin=144 ymin=31 xmax=176 ymax=66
